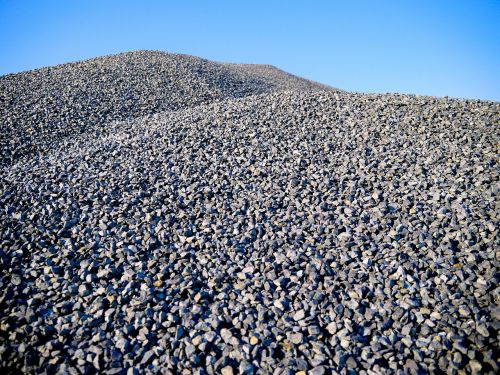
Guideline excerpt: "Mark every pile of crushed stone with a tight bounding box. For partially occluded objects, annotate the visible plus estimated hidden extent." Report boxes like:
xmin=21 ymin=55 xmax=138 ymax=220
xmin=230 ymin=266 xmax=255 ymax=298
xmin=0 ymin=52 xmax=498 ymax=375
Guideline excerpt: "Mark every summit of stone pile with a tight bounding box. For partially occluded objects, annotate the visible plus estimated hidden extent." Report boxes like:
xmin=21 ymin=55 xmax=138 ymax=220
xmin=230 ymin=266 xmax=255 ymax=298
xmin=0 ymin=50 xmax=333 ymax=165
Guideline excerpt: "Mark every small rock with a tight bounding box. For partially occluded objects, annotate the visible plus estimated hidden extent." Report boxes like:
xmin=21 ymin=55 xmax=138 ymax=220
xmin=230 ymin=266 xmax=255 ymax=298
xmin=293 ymin=310 xmax=305 ymax=321
xmin=290 ymin=332 xmax=303 ymax=344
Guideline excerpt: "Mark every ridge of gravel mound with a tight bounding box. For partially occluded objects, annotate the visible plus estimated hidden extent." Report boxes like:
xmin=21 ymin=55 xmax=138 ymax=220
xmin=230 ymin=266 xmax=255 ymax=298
xmin=0 ymin=50 xmax=332 ymax=166
xmin=221 ymin=63 xmax=334 ymax=92
xmin=1 ymin=89 xmax=498 ymax=374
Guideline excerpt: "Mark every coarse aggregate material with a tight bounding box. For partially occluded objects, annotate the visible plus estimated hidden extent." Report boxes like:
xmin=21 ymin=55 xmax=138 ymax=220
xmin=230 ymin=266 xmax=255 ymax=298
xmin=0 ymin=51 xmax=499 ymax=374
xmin=0 ymin=50 xmax=329 ymax=166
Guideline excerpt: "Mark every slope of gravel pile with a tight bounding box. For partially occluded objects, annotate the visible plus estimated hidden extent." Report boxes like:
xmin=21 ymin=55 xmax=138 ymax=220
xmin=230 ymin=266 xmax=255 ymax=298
xmin=1 ymin=89 xmax=498 ymax=374
xmin=0 ymin=51 xmax=330 ymax=166
xmin=220 ymin=63 xmax=333 ymax=93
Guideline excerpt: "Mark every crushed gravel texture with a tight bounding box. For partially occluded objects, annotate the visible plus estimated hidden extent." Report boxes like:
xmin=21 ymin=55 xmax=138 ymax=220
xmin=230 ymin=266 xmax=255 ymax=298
xmin=0 ymin=51 xmax=499 ymax=374
xmin=0 ymin=51 xmax=329 ymax=166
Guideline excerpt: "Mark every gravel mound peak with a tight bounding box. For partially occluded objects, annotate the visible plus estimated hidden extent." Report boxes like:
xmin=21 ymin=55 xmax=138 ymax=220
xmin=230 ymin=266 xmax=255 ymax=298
xmin=0 ymin=52 xmax=499 ymax=374
xmin=0 ymin=50 xmax=331 ymax=166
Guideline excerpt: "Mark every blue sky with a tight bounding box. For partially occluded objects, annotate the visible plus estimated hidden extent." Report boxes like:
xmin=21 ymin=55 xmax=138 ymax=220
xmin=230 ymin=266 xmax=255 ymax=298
xmin=1 ymin=1 xmax=499 ymax=101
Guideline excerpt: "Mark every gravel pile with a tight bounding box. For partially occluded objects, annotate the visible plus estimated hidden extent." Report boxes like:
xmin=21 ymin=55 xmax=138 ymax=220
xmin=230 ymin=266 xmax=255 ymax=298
xmin=1 ymin=52 xmax=499 ymax=374
xmin=0 ymin=51 xmax=329 ymax=166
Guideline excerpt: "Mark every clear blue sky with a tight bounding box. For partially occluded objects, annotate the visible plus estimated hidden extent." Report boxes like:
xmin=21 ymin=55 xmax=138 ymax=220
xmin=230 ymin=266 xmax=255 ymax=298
xmin=1 ymin=1 xmax=499 ymax=101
